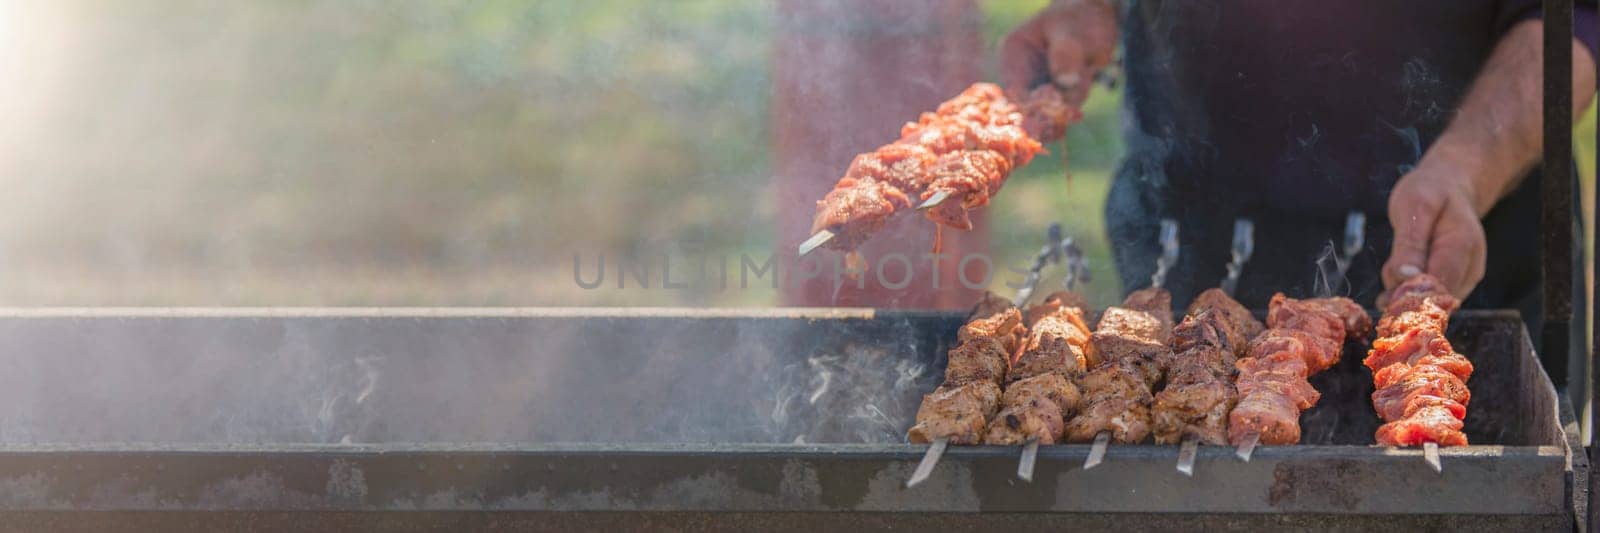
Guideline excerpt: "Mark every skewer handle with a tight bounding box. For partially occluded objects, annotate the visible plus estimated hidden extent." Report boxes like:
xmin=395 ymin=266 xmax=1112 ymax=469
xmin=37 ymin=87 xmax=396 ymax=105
xmin=1342 ymin=211 xmax=1366 ymax=258
xmin=1010 ymin=224 xmax=1064 ymax=307
xmin=1150 ymin=219 xmax=1180 ymax=289
xmin=905 ymin=438 xmax=949 ymax=488
xmin=1221 ymin=219 xmax=1254 ymax=296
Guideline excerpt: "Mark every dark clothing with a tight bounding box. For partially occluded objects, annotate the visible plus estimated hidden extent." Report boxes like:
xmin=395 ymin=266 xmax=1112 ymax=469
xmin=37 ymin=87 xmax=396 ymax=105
xmin=1106 ymin=1 xmax=1597 ymax=383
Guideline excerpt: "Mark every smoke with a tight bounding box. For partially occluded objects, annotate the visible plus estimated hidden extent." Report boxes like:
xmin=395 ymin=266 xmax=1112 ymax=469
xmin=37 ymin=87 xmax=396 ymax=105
xmin=1312 ymin=240 xmax=1346 ymax=297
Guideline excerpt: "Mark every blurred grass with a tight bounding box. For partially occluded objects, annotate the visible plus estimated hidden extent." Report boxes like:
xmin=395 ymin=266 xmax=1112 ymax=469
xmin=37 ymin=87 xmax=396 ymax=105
xmin=0 ymin=0 xmax=1589 ymax=309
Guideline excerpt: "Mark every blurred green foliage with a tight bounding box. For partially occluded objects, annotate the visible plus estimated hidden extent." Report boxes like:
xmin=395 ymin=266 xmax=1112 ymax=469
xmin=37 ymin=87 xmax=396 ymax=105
xmin=0 ymin=1 xmax=1589 ymax=308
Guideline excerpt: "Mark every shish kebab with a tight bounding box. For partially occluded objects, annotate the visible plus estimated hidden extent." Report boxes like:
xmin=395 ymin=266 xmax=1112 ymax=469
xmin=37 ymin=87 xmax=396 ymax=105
xmin=1152 ymin=219 xmax=1265 ymax=476
xmin=798 ymin=83 xmax=1081 ymax=258
xmin=1365 ymin=273 xmax=1473 ymax=472
xmin=904 ymin=225 xmax=1074 ymax=488
xmin=1078 ymin=219 xmax=1180 ymax=470
xmin=1230 ymin=212 xmax=1374 ymax=462
xmin=984 ymin=238 xmax=1095 ymax=482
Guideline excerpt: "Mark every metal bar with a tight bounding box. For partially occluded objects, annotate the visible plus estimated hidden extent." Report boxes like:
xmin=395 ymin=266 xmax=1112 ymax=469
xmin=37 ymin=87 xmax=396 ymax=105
xmin=905 ymin=438 xmax=948 ymax=488
xmin=1542 ymin=0 xmax=1575 ymax=387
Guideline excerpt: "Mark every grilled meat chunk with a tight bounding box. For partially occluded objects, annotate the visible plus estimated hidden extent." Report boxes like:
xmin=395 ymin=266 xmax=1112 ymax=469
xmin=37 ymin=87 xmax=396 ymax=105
xmin=941 ymin=337 xmax=1010 ymax=386
xmin=1152 ymin=379 xmax=1236 ymax=445
xmin=1188 ymin=288 xmax=1265 ymax=340
xmin=907 ymin=381 xmax=1002 ymax=445
xmin=982 ymin=397 xmax=1066 ymax=445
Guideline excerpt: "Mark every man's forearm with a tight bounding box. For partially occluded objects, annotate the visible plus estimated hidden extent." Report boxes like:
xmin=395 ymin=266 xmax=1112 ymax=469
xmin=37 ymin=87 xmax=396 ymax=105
xmin=1421 ymin=20 xmax=1597 ymax=216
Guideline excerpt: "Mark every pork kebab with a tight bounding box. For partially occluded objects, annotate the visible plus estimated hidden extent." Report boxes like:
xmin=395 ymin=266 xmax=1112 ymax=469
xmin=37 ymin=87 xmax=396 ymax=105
xmin=904 ymin=226 xmax=1073 ymax=487
xmin=1230 ymin=211 xmax=1374 ymax=461
xmin=1075 ymin=218 xmax=1179 ymax=470
xmin=799 ymin=83 xmax=1080 ymax=258
xmin=1365 ymin=273 xmax=1474 ymax=472
xmin=1151 ymin=219 xmax=1264 ymax=475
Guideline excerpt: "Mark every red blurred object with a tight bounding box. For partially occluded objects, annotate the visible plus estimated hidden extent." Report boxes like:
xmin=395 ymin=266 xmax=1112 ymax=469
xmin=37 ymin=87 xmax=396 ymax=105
xmin=774 ymin=0 xmax=986 ymax=309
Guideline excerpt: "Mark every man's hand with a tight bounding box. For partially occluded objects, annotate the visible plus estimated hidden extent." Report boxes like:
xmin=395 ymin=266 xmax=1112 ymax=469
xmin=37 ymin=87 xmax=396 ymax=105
xmin=1380 ymin=20 xmax=1595 ymax=299
xmin=1000 ymin=0 xmax=1118 ymax=107
xmin=1382 ymin=156 xmax=1489 ymax=299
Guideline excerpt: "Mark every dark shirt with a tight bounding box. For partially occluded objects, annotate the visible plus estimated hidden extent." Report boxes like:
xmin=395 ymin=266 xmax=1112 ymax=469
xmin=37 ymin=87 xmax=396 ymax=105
xmin=1108 ymin=1 xmax=1597 ymax=380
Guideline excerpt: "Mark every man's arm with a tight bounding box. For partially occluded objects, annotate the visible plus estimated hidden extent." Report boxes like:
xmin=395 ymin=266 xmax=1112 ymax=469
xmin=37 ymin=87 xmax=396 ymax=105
xmin=1383 ymin=20 xmax=1597 ymax=297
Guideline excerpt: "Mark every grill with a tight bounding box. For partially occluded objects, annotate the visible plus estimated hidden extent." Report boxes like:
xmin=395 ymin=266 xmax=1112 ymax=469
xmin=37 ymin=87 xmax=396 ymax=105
xmin=0 ymin=308 xmax=1581 ymax=530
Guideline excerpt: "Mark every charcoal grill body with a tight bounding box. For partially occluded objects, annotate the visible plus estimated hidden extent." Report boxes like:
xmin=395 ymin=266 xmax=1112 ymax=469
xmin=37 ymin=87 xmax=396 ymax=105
xmin=0 ymin=308 xmax=1577 ymax=530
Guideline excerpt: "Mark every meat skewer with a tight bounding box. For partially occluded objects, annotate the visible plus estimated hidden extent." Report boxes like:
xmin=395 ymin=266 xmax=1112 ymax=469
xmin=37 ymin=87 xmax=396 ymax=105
xmin=904 ymin=226 xmax=1068 ymax=488
xmin=1364 ymin=273 xmax=1472 ymax=473
xmin=1156 ymin=219 xmax=1261 ymax=476
xmin=1233 ymin=212 xmax=1370 ymax=462
xmin=1081 ymin=218 xmax=1179 ymax=470
xmin=799 ymin=83 xmax=1081 ymax=257
xmin=992 ymin=238 xmax=1093 ymax=482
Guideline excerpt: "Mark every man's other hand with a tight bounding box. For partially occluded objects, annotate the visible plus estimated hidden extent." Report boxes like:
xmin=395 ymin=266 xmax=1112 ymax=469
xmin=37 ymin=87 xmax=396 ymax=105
xmin=1000 ymin=0 xmax=1117 ymax=107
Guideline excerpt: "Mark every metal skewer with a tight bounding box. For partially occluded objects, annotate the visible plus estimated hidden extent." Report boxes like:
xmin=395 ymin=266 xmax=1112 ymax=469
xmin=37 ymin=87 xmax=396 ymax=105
xmin=797 ymin=229 xmax=835 ymax=257
xmin=916 ymin=190 xmax=953 ymax=211
xmin=1423 ymin=442 xmax=1442 ymax=473
xmin=1015 ymin=236 xmax=1087 ymax=482
xmin=1018 ymin=439 xmax=1040 ymax=482
xmin=1193 ymin=219 xmax=1255 ymax=471
xmin=1176 ymin=438 xmax=1200 ymax=476
xmin=905 ymin=438 xmax=948 ymax=488
xmin=909 ymin=225 xmax=1068 ymax=488
xmin=1086 ymin=219 xmax=1179 ymax=470
xmin=1336 ymin=211 xmax=1366 ymax=287
xmin=1220 ymin=218 xmax=1254 ymax=297
xmin=1011 ymin=224 xmax=1065 ymax=307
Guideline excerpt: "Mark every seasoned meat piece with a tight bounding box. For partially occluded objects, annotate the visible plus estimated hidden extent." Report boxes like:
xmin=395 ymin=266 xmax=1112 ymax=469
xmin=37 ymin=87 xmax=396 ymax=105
xmin=1011 ymin=307 xmax=1095 ymax=380
xmin=967 ymin=291 xmax=1014 ymax=322
xmin=1375 ymin=304 xmax=1451 ymax=339
xmin=1266 ymin=293 xmax=1346 ymax=347
xmin=1375 ymin=406 xmax=1469 ymax=446
xmin=1024 ymin=290 xmax=1092 ymax=327
xmin=907 ymin=381 xmax=1002 ymax=444
xmin=1229 ymin=391 xmax=1302 ymax=445
xmin=1304 ymin=296 xmax=1373 ymax=341
xmin=1363 ymin=327 xmax=1454 ymax=373
xmin=1166 ymin=345 xmax=1235 ymax=383
xmin=958 ymin=304 xmax=1025 ymax=356
xmin=1076 ymin=361 xmax=1152 ymax=403
xmin=1237 ymin=350 xmax=1310 ymax=380
xmin=1235 ymin=372 xmax=1321 ymax=410
xmin=981 ymin=398 xmax=1066 ymax=445
xmin=809 ymin=177 xmax=906 ymax=250
xmin=1091 ymin=332 xmax=1170 ymax=386
xmin=1152 ymin=379 xmax=1236 ymax=445
xmin=1188 ymin=288 xmax=1265 ymax=340
xmin=942 ymin=337 xmax=1009 ymax=386
xmin=1066 ymin=396 xmax=1152 ymax=443
xmin=1247 ymin=328 xmax=1341 ymax=372
xmin=922 ymin=150 xmax=1014 ymax=230
xmin=1371 ymin=368 xmax=1471 ymax=421
xmin=1019 ymin=84 xmax=1082 ymax=142
xmin=1003 ymin=372 xmax=1081 ymax=416
xmin=1171 ymin=310 xmax=1245 ymax=356
xmin=1097 ymin=306 xmax=1168 ymax=344
xmin=1120 ymin=287 xmax=1174 ymax=334
xmin=1377 ymin=275 xmax=1460 ymax=314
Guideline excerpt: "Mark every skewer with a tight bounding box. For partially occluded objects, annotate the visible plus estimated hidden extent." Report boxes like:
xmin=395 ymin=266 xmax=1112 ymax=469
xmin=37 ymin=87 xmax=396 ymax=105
xmin=1206 ymin=219 xmax=1260 ymax=468
xmin=1085 ymin=219 xmax=1180 ymax=470
xmin=797 ymin=229 xmax=835 ymax=257
xmin=916 ymin=190 xmax=953 ymax=211
xmin=1176 ymin=438 xmax=1199 ymax=476
xmin=1014 ymin=235 xmax=1086 ymax=482
xmin=1331 ymin=211 xmax=1366 ymax=294
xmin=1423 ymin=442 xmax=1442 ymax=473
xmin=905 ymin=438 xmax=948 ymax=488
xmin=1234 ymin=432 xmax=1260 ymax=462
xmin=1220 ymin=218 xmax=1254 ymax=297
xmin=1083 ymin=431 xmax=1111 ymax=470
xmin=1017 ymin=439 xmax=1040 ymax=482
xmin=1011 ymin=224 xmax=1064 ymax=307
